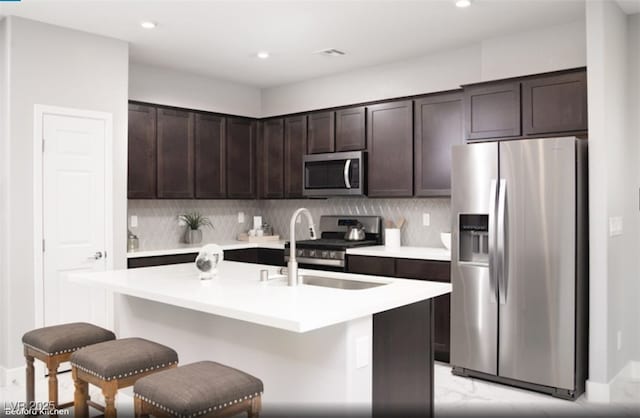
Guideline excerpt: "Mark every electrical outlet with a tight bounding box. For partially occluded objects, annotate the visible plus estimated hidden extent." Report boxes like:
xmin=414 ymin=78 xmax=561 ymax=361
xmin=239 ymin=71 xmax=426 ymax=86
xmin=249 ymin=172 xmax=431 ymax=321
xmin=130 ymin=215 xmax=138 ymax=228
xmin=617 ymin=331 xmax=622 ymax=351
xmin=238 ymin=212 xmax=245 ymax=223
xmin=422 ymin=213 xmax=430 ymax=227
xmin=355 ymin=336 xmax=370 ymax=369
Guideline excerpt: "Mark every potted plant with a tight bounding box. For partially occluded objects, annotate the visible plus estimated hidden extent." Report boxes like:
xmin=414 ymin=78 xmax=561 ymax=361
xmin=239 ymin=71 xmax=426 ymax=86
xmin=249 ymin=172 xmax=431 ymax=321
xmin=179 ymin=212 xmax=213 ymax=244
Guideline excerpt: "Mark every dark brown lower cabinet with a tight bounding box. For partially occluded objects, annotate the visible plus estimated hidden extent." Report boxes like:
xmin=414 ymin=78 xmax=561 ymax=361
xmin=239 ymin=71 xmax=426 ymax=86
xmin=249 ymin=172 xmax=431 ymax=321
xmin=348 ymin=255 xmax=451 ymax=363
xmin=128 ymin=253 xmax=198 ymax=269
xmin=373 ymin=299 xmax=433 ymax=418
xmin=128 ymin=248 xmax=285 ymax=269
xmin=225 ymin=248 xmax=285 ymax=267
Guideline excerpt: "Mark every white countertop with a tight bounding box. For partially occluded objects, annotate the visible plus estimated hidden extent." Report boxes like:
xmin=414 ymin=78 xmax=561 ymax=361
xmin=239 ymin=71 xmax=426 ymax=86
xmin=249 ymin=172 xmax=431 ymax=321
xmin=346 ymin=245 xmax=451 ymax=261
xmin=127 ymin=241 xmax=286 ymax=258
xmin=71 ymin=261 xmax=450 ymax=333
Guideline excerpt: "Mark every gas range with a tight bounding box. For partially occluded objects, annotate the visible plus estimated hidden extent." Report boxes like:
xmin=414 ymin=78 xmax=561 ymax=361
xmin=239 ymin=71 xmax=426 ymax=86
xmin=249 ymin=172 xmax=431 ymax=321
xmin=284 ymin=215 xmax=382 ymax=270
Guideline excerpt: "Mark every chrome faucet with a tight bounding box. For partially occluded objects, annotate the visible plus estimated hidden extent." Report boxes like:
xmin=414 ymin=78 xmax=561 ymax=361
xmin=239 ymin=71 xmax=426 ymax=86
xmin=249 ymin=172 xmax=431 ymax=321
xmin=288 ymin=208 xmax=317 ymax=286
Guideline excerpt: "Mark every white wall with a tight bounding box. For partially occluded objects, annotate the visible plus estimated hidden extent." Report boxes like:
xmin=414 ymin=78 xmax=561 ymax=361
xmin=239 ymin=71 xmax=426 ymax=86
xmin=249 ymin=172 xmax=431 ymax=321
xmin=261 ymin=45 xmax=481 ymax=117
xmin=0 ymin=17 xmax=9 ymax=382
xmin=628 ymin=13 xmax=640 ymax=361
xmin=0 ymin=16 xmax=128 ymax=373
xmin=480 ymin=20 xmax=586 ymax=81
xmin=129 ymin=63 xmax=261 ymax=118
xmin=261 ymin=20 xmax=586 ymax=117
xmin=586 ymin=1 xmax=639 ymax=396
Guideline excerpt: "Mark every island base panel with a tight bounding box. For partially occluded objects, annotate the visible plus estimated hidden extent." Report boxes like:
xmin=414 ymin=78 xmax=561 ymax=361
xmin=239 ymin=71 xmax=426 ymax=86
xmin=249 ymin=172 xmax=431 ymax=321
xmin=373 ymin=299 xmax=434 ymax=418
xmin=114 ymin=295 xmax=373 ymax=415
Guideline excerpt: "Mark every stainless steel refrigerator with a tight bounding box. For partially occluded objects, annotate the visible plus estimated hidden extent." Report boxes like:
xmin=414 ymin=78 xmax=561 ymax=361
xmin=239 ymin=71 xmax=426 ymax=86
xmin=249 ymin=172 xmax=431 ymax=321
xmin=450 ymin=136 xmax=588 ymax=400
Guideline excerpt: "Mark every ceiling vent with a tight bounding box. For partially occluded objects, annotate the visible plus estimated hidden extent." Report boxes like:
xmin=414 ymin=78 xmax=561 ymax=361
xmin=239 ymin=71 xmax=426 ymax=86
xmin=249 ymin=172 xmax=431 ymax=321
xmin=315 ymin=48 xmax=346 ymax=57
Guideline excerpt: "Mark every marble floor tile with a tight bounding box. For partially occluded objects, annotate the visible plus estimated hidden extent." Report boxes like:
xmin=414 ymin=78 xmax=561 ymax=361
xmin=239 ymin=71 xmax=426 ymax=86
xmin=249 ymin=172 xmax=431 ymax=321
xmin=1 ymin=364 xmax=638 ymax=416
xmin=434 ymin=363 xmax=640 ymax=417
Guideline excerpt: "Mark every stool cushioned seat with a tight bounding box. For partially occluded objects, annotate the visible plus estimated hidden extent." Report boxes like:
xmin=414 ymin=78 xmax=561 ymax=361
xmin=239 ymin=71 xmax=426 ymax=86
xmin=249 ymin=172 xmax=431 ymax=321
xmin=22 ymin=322 xmax=116 ymax=356
xmin=134 ymin=361 xmax=264 ymax=417
xmin=70 ymin=337 xmax=178 ymax=381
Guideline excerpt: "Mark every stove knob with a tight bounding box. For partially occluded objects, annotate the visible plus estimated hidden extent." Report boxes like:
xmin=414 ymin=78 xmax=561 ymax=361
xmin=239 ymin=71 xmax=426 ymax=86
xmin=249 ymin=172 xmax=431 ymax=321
xmin=329 ymin=251 xmax=337 ymax=259
xmin=321 ymin=250 xmax=329 ymax=258
xmin=309 ymin=250 xmax=317 ymax=257
xmin=297 ymin=249 xmax=305 ymax=257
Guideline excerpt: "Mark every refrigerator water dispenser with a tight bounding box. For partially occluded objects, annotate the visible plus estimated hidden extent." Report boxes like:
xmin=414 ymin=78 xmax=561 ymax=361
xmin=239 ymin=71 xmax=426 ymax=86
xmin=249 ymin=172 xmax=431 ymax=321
xmin=459 ymin=214 xmax=489 ymax=264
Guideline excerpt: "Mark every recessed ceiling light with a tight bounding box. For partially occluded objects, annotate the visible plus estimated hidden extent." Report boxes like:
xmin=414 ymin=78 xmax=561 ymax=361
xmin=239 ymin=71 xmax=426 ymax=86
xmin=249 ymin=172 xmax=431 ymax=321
xmin=257 ymin=51 xmax=270 ymax=59
xmin=455 ymin=0 xmax=472 ymax=8
xmin=140 ymin=21 xmax=157 ymax=29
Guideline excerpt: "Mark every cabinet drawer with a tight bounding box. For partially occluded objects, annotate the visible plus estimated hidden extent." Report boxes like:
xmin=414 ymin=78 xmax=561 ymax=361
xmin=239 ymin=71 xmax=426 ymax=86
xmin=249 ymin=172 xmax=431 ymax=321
xmin=224 ymin=248 xmax=259 ymax=263
xmin=395 ymin=259 xmax=450 ymax=282
xmin=347 ymin=255 xmax=395 ymax=277
xmin=127 ymin=253 xmax=197 ymax=269
xmin=257 ymin=249 xmax=285 ymax=267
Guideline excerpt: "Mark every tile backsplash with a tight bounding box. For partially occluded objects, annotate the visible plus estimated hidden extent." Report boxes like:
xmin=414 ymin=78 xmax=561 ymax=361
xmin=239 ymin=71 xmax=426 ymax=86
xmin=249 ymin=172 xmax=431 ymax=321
xmin=128 ymin=197 xmax=451 ymax=249
xmin=127 ymin=200 xmax=261 ymax=250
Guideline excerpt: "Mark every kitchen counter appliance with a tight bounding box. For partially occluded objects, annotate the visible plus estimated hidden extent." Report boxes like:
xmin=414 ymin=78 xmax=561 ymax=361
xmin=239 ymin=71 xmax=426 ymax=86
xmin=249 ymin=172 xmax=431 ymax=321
xmin=450 ymin=137 xmax=588 ymax=400
xmin=285 ymin=215 xmax=382 ymax=270
xmin=303 ymin=151 xmax=366 ymax=196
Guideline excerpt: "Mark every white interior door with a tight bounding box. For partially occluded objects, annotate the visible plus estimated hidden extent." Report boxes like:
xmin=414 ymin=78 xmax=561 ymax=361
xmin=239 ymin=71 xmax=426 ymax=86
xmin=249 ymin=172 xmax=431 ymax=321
xmin=42 ymin=113 xmax=109 ymax=327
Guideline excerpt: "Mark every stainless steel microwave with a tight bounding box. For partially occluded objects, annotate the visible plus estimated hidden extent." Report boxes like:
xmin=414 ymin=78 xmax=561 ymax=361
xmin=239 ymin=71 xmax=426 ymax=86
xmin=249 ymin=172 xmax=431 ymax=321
xmin=303 ymin=151 xmax=366 ymax=196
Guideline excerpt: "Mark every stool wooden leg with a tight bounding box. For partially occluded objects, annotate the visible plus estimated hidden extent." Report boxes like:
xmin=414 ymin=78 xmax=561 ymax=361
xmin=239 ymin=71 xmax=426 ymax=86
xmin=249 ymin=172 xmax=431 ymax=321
xmin=25 ymin=351 xmax=35 ymax=404
xmin=249 ymin=396 xmax=261 ymax=418
xmin=72 ymin=367 xmax=89 ymax=417
xmin=103 ymin=380 xmax=118 ymax=418
xmin=134 ymin=397 xmax=149 ymax=418
xmin=46 ymin=360 xmax=59 ymax=408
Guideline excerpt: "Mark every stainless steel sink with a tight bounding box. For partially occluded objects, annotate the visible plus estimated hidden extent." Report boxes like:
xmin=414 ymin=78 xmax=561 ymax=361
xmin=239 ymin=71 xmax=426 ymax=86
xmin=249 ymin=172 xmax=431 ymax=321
xmin=300 ymin=275 xmax=388 ymax=290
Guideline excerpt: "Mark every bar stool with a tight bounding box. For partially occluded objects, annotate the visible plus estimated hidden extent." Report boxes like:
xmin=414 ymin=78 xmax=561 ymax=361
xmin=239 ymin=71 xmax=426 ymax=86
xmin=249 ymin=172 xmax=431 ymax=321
xmin=22 ymin=322 xmax=116 ymax=409
xmin=71 ymin=337 xmax=178 ymax=418
xmin=133 ymin=361 xmax=263 ymax=418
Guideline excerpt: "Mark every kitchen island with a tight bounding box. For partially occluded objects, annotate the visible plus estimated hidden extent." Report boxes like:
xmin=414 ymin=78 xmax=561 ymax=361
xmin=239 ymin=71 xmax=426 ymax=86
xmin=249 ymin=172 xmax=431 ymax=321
xmin=72 ymin=260 xmax=450 ymax=417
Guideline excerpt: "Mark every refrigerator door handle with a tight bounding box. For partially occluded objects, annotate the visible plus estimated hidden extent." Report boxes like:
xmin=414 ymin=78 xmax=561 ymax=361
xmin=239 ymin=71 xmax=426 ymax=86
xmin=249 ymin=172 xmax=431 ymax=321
xmin=497 ymin=179 xmax=507 ymax=305
xmin=488 ymin=179 xmax=498 ymax=304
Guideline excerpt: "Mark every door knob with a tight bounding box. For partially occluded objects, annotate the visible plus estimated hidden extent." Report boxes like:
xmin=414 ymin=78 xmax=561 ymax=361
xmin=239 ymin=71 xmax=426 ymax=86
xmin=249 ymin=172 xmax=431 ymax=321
xmin=89 ymin=251 xmax=103 ymax=260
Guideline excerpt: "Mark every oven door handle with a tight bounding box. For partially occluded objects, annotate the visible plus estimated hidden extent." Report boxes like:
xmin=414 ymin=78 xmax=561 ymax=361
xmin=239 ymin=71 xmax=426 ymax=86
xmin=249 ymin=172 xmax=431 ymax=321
xmin=343 ymin=159 xmax=352 ymax=189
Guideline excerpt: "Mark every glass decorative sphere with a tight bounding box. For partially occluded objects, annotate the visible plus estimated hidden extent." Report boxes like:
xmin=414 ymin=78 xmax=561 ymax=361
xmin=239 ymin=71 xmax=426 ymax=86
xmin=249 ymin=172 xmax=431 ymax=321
xmin=195 ymin=244 xmax=224 ymax=280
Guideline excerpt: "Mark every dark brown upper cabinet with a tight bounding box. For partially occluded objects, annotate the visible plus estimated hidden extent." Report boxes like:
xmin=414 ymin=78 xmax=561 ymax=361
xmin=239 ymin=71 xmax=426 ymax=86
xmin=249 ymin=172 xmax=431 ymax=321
xmin=414 ymin=92 xmax=463 ymax=197
xmin=367 ymin=100 xmax=414 ymax=197
xmin=128 ymin=103 xmax=157 ymax=199
xmin=307 ymin=111 xmax=335 ymax=154
xmin=194 ymin=113 xmax=226 ymax=199
xmin=522 ymin=71 xmax=587 ymax=135
xmin=284 ymin=115 xmax=308 ymax=198
xmin=156 ymin=108 xmax=195 ymax=199
xmin=336 ymin=106 xmax=367 ymax=151
xmin=464 ymin=81 xmax=521 ymax=140
xmin=259 ymin=118 xmax=285 ymax=199
xmin=226 ymin=117 xmax=257 ymax=199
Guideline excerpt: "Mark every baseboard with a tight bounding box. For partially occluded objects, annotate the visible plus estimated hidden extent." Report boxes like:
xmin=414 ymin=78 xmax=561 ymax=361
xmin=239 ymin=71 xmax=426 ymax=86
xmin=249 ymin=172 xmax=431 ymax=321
xmin=586 ymin=379 xmax=610 ymax=402
xmin=0 ymin=365 xmax=24 ymax=387
xmin=587 ymin=360 xmax=640 ymax=402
